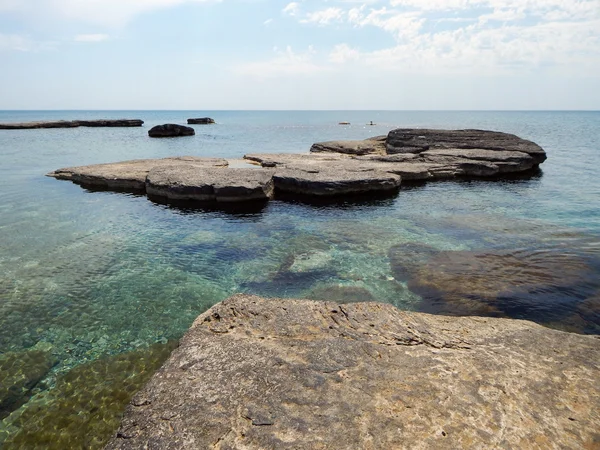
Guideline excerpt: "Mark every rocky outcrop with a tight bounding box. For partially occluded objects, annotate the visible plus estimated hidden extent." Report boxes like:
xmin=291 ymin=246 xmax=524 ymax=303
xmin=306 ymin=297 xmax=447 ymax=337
xmin=385 ymin=129 xmax=547 ymax=164
xmin=0 ymin=119 xmax=143 ymax=129
xmin=148 ymin=124 xmax=195 ymax=138
xmin=48 ymin=128 xmax=547 ymax=205
xmin=106 ymin=294 xmax=600 ymax=450
xmin=187 ymin=118 xmax=215 ymax=124
xmin=310 ymin=136 xmax=387 ymax=156
xmin=146 ymin=166 xmax=275 ymax=203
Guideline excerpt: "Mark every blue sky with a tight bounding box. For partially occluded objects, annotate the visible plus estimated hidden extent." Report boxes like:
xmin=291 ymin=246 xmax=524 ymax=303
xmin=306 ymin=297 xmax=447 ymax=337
xmin=0 ymin=0 xmax=598 ymax=109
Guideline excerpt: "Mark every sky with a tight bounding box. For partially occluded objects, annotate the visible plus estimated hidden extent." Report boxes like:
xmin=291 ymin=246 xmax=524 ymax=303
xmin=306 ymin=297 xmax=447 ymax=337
xmin=0 ymin=0 xmax=598 ymax=109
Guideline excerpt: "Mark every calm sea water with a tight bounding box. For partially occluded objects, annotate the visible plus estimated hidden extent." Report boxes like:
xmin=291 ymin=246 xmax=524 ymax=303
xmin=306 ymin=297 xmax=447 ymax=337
xmin=0 ymin=110 xmax=599 ymax=447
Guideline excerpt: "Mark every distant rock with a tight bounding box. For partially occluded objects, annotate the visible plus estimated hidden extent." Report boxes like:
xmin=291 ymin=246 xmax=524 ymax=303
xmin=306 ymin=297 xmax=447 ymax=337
xmin=187 ymin=118 xmax=215 ymax=125
xmin=148 ymin=124 xmax=195 ymax=138
xmin=0 ymin=119 xmax=143 ymax=129
xmin=106 ymin=294 xmax=600 ymax=449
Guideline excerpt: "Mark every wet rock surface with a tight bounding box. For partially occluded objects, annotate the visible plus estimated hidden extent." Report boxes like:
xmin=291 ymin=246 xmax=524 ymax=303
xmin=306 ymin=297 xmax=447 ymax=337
xmin=0 ymin=119 xmax=143 ymax=129
xmin=148 ymin=124 xmax=195 ymax=138
xmin=106 ymin=294 xmax=600 ymax=450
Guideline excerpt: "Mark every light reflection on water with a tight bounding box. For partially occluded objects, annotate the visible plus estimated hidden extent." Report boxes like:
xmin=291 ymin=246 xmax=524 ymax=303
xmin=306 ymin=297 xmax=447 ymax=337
xmin=0 ymin=110 xmax=599 ymax=447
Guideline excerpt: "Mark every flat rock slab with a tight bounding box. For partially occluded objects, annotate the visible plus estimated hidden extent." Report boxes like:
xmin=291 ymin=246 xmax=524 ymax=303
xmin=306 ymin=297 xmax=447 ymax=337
xmin=0 ymin=119 xmax=143 ymax=129
xmin=310 ymin=136 xmax=387 ymax=156
xmin=148 ymin=124 xmax=195 ymax=138
xmin=273 ymin=168 xmax=401 ymax=196
xmin=386 ymin=129 xmax=547 ymax=164
xmin=146 ymin=166 xmax=275 ymax=202
xmin=47 ymin=157 xmax=228 ymax=191
xmin=106 ymin=294 xmax=600 ymax=450
xmin=187 ymin=118 xmax=215 ymax=124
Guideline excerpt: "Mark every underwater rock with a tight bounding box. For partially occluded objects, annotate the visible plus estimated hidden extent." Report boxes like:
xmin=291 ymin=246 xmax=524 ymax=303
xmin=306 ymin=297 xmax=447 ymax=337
xmin=388 ymin=242 xmax=440 ymax=282
xmin=408 ymin=248 xmax=597 ymax=319
xmin=0 ymin=341 xmax=177 ymax=450
xmin=107 ymin=294 xmax=600 ymax=449
xmin=187 ymin=118 xmax=215 ymax=124
xmin=0 ymin=120 xmax=143 ymax=129
xmin=46 ymin=157 xmax=228 ymax=191
xmin=310 ymin=136 xmax=387 ymax=156
xmin=148 ymin=124 xmax=195 ymax=138
xmin=146 ymin=166 xmax=275 ymax=203
xmin=0 ymin=345 xmax=57 ymax=420
xmin=307 ymin=284 xmax=376 ymax=303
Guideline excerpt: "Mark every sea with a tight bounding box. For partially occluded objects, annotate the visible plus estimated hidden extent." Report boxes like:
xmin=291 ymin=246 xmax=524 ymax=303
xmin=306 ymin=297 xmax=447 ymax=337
xmin=0 ymin=110 xmax=599 ymax=447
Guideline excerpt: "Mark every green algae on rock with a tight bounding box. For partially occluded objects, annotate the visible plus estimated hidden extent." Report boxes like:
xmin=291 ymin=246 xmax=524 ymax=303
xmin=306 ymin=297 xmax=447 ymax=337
xmin=0 ymin=341 xmax=177 ymax=450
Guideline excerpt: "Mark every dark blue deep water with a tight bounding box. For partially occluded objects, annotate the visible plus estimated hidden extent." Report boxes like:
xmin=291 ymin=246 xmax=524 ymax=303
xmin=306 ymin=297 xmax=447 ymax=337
xmin=0 ymin=110 xmax=599 ymax=446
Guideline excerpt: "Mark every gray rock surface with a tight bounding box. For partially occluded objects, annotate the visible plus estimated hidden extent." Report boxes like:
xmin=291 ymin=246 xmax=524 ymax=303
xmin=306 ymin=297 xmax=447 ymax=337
xmin=310 ymin=136 xmax=387 ymax=155
xmin=187 ymin=118 xmax=215 ymax=124
xmin=0 ymin=119 xmax=143 ymax=129
xmin=47 ymin=157 xmax=228 ymax=191
xmin=273 ymin=168 xmax=401 ymax=196
xmin=148 ymin=124 xmax=195 ymax=138
xmin=386 ymin=129 xmax=547 ymax=164
xmin=106 ymin=294 xmax=600 ymax=450
xmin=146 ymin=166 xmax=275 ymax=202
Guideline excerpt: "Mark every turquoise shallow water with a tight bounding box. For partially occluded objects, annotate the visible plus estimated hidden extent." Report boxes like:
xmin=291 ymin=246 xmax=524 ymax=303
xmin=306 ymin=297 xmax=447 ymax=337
xmin=0 ymin=110 xmax=599 ymax=446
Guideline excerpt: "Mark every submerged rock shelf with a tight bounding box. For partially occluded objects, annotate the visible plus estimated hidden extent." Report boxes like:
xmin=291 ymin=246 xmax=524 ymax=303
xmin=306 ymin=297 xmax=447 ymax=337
xmin=105 ymin=294 xmax=600 ymax=449
xmin=47 ymin=128 xmax=547 ymax=205
xmin=0 ymin=119 xmax=143 ymax=129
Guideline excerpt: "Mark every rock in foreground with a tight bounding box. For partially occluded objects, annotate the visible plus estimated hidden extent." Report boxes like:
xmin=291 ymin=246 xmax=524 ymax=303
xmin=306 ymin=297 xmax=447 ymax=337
xmin=148 ymin=124 xmax=195 ymax=138
xmin=106 ymin=295 xmax=600 ymax=450
xmin=0 ymin=119 xmax=143 ymax=129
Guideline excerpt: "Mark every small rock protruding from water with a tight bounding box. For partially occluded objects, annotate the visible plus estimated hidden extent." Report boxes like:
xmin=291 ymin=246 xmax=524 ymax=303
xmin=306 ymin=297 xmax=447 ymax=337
xmin=187 ymin=118 xmax=215 ymax=125
xmin=148 ymin=124 xmax=195 ymax=138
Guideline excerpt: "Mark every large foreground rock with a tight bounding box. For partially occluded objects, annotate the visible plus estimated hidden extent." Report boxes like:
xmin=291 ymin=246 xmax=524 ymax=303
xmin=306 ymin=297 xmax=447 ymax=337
xmin=310 ymin=136 xmax=387 ymax=156
xmin=106 ymin=295 xmax=600 ymax=450
xmin=148 ymin=124 xmax=195 ymax=138
xmin=0 ymin=119 xmax=143 ymax=129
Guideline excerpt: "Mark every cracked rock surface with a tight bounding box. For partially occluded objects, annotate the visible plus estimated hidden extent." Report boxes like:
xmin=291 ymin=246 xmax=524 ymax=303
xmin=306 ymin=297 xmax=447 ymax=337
xmin=105 ymin=294 xmax=600 ymax=450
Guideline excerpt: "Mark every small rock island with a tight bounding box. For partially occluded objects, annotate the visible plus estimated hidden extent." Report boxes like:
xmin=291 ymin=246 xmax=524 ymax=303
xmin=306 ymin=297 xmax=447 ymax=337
xmin=105 ymin=294 xmax=600 ymax=449
xmin=0 ymin=119 xmax=143 ymax=129
xmin=47 ymin=128 xmax=547 ymax=205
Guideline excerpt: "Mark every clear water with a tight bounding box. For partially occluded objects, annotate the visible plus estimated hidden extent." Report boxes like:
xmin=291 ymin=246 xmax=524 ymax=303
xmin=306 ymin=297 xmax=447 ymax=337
xmin=0 ymin=110 xmax=599 ymax=445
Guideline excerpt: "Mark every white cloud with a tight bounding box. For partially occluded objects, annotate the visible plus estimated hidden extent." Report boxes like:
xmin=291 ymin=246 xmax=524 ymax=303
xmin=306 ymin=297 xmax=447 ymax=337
xmin=329 ymin=43 xmax=360 ymax=63
xmin=235 ymin=46 xmax=327 ymax=79
xmin=302 ymin=7 xmax=344 ymax=25
xmin=74 ymin=33 xmax=109 ymax=42
xmin=282 ymin=2 xmax=300 ymax=16
xmin=263 ymin=18 xmax=273 ymax=26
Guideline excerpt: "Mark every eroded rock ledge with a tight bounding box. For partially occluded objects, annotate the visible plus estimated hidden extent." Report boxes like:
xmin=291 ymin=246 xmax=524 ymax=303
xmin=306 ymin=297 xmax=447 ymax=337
xmin=0 ymin=119 xmax=143 ymax=129
xmin=47 ymin=128 xmax=546 ymax=204
xmin=106 ymin=294 xmax=600 ymax=450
